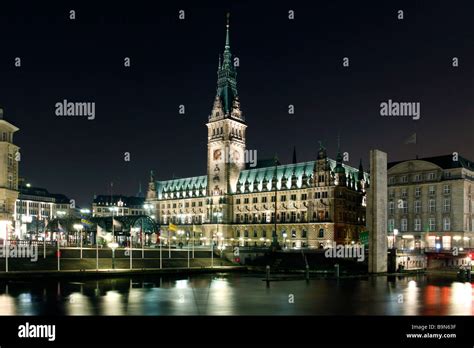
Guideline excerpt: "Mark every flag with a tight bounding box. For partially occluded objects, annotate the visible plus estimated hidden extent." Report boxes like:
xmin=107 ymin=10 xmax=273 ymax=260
xmin=169 ymin=223 xmax=177 ymax=232
xmin=404 ymin=133 xmax=417 ymax=144
xmin=112 ymin=218 xmax=122 ymax=230
xmin=81 ymin=218 xmax=93 ymax=227
xmin=57 ymin=222 xmax=64 ymax=232
xmin=192 ymin=224 xmax=202 ymax=233
xmin=97 ymin=225 xmax=106 ymax=238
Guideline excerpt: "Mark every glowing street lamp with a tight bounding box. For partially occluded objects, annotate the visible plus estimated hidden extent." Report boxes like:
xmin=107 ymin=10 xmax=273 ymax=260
xmin=73 ymin=223 xmax=84 ymax=259
xmin=108 ymin=242 xmax=119 ymax=269
xmin=393 ymin=229 xmax=399 ymax=249
xmin=282 ymin=232 xmax=288 ymax=249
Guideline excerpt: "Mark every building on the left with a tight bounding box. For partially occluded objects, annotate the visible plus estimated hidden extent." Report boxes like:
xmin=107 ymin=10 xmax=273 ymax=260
xmin=0 ymin=107 xmax=20 ymax=240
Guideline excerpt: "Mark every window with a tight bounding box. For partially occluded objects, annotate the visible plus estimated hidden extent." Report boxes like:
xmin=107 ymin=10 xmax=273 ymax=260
xmin=429 ymin=186 xmax=435 ymax=195
xmin=322 ymin=192 xmax=328 ymax=198
xmin=244 ymin=198 xmax=249 ymax=204
xmin=302 ymin=229 xmax=307 ymax=238
xmin=402 ymin=200 xmax=408 ymax=214
xmin=401 ymin=175 xmax=408 ymax=183
xmin=389 ymin=190 xmax=395 ymax=199
xmin=401 ymin=189 xmax=407 ymax=198
xmin=271 ymin=196 xmax=276 ymax=202
xmin=388 ymin=219 xmax=394 ymax=232
xmin=280 ymin=195 xmax=287 ymax=202
xmin=443 ymin=199 xmax=451 ymax=212
xmin=429 ymin=199 xmax=436 ymax=213
xmin=429 ymin=218 xmax=436 ymax=232
xmin=253 ymin=230 xmax=257 ymax=238
xmin=290 ymin=211 xmax=296 ymax=222
xmin=252 ymin=197 xmax=258 ymax=203
xmin=261 ymin=197 xmax=267 ymax=203
xmin=244 ymin=230 xmax=249 ymax=237
xmin=414 ymin=218 xmax=421 ymax=231
xmin=414 ymin=174 xmax=422 ymax=182
xmin=414 ymin=200 xmax=421 ymax=214
xmin=389 ymin=177 xmax=396 ymax=184
xmin=415 ymin=187 xmax=421 ymax=197
xmin=443 ymin=217 xmax=450 ymax=231
xmin=290 ymin=194 xmax=297 ymax=201
xmin=291 ymin=230 xmax=296 ymax=238
xmin=388 ymin=201 xmax=395 ymax=215
xmin=401 ymin=218 xmax=408 ymax=232
xmin=443 ymin=185 xmax=450 ymax=194
xmin=318 ymin=229 xmax=324 ymax=238
xmin=301 ymin=194 xmax=307 ymax=200
xmin=428 ymin=172 xmax=436 ymax=180
xmin=236 ymin=199 xmax=241 ymax=204
xmin=315 ymin=192 xmax=321 ymax=199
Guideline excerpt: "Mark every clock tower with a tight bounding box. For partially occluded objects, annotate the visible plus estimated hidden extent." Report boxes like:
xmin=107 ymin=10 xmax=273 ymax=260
xmin=206 ymin=14 xmax=246 ymax=222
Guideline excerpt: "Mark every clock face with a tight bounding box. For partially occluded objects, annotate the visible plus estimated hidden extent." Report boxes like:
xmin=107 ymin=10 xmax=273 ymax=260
xmin=213 ymin=149 xmax=222 ymax=160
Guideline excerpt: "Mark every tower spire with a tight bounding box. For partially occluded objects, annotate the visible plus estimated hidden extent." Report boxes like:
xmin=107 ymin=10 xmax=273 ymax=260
xmin=225 ymin=12 xmax=230 ymax=49
xmin=216 ymin=12 xmax=238 ymax=115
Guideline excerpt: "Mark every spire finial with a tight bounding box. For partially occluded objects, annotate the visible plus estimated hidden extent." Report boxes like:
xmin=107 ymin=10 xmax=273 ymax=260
xmin=225 ymin=13 xmax=230 ymax=49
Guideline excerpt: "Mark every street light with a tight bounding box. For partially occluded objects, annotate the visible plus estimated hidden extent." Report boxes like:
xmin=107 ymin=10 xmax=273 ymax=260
xmin=73 ymin=223 xmax=84 ymax=259
xmin=108 ymin=242 xmax=119 ymax=269
xmin=283 ymin=232 xmax=288 ymax=249
xmin=393 ymin=229 xmax=399 ymax=250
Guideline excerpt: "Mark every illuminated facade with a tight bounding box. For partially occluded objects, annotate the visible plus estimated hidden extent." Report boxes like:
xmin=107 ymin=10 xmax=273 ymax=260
xmin=387 ymin=155 xmax=474 ymax=250
xmin=0 ymin=107 xmax=19 ymax=240
xmin=145 ymin=19 xmax=369 ymax=248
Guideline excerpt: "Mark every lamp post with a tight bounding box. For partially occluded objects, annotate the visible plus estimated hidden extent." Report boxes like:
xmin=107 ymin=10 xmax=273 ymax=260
xmin=282 ymin=232 xmax=288 ymax=250
xmin=73 ymin=223 xmax=84 ymax=259
xmin=393 ymin=229 xmax=399 ymax=250
xmin=108 ymin=242 xmax=119 ymax=269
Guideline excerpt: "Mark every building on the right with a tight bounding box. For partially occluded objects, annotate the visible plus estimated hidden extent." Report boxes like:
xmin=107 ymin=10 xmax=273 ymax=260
xmin=387 ymin=154 xmax=474 ymax=251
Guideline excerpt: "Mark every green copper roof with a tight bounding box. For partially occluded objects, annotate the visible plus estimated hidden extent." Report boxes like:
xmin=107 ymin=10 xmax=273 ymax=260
xmin=156 ymin=175 xmax=207 ymax=199
xmin=236 ymin=159 xmax=369 ymax=193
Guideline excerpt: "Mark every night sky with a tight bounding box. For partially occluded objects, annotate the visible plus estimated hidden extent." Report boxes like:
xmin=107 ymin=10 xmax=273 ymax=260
xmin=0 ymin=0 xmax=473 ymax=206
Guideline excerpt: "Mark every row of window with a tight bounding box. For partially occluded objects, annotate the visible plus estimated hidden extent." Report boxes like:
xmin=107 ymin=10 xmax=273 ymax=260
xmin=161 ymin=201 xmax=204 ymax=209
xmin=235 ymin=228 xmax=326 ymax=239
xmin=388 ymin=198 xmax=451 ymax=214
xmin=389 ymin=185 xmax=451 ymax=198
xmin=235 ymin=193 xmax=317 ymax=205
xmin=389 ymin=172 xmax=440 ymax=184
xmin=388 ymin=217 xmax=451 ymax=232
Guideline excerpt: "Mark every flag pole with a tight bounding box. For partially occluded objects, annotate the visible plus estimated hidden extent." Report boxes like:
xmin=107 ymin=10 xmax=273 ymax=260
xmin=129 ymin=234 xmax=132 ymax=270
xmin=5 ymin=233 xmax=8 ymax=273
xmin=159 ymin=234 xmax=162 ymax=269
xmin=187 ymin=240 xmax=190 ymax=268
xmin=168 ymin=230 xmax=171 ymax=258
xmin=96 ymin=231 xmax=99 ymax=271
xmin=141 ymin=220 xmax=144 ymax=259
xmin=57 ymin=231 xmax=60 ymax=271
xmin=43 ymin=228 xmax=46 ymax=259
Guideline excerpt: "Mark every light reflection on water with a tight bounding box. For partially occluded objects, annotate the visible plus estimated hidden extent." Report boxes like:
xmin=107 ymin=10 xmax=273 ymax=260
xmin=0 ymin=274 xmax=471 ymax=315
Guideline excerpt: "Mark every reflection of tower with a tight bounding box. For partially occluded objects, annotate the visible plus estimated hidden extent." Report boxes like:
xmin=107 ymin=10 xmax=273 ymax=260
xmin=206 ymin=14 xmax=246 ymax=201
xmin=0 ymin=107 xmax=20 ymax=240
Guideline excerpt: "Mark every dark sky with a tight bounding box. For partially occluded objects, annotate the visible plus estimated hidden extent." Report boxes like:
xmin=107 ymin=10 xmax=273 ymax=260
xmin=0 ymin=0 xmax=473 ymax=206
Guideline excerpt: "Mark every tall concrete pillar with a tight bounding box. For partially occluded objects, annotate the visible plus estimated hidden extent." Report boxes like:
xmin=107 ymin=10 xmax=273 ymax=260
xmin=367 ymin=149 xmax=388 ymax=273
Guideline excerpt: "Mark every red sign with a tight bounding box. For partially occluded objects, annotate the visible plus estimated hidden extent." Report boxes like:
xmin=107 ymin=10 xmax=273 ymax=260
xmin=56 ymin=251 xmax=61 ymax=257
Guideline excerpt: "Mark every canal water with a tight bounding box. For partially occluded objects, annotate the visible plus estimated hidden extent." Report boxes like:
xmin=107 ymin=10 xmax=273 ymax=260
xmin=0 ymin=273 xmax=471 ymax=315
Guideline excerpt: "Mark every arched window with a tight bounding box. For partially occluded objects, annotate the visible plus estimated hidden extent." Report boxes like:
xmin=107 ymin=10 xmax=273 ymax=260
xmin=318 ymin=228 xmax=324 ymax=238
xmin=302 ymin=229 xmax=307 ymax=238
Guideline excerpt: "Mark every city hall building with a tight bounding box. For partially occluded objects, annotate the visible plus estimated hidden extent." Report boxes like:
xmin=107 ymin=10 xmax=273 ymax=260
xmin=145 ymin=19 xmax=369 ymax=248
